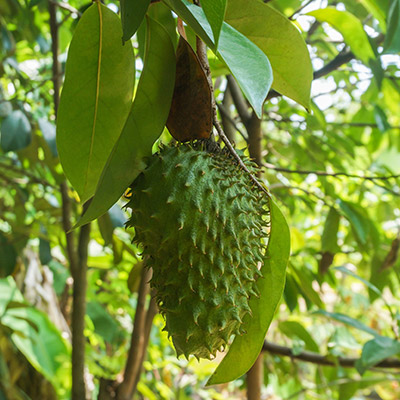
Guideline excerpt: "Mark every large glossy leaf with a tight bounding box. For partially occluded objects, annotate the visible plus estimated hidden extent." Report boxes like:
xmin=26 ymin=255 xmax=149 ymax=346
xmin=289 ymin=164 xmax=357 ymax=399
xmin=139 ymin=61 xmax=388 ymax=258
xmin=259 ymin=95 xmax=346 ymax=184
xmin=360 ymin=0 xmax=387 ymax=31
xmin=76 ymin=17 xmax=176 ymax=227
xmin=57 ymin=3 xmax=135 ymax=203
xmin=164 ymin=0 xmax=272 ymax=118
xmin=226 ymin=0 xmax=312 ymax=109
xmin=0 ymin=278 xmax=70 ymax=389
xmin=384 ymin=0 xmax=400 ymax=53
xmin=121 ymin=0 xmax=151 ymax=42
xmin=164 ymin=0 xmax=215 ymax=48
xmin=0 ymin=110 xmax=31 ymax=152
xmin=356 ymin=336 xmax=400 ymax=373
xmin=308 ymin=8 xmax=375 ymax=65
xmin=321 ymin=207 xmax=340 ymax=252
xmin=279 ymin=320 xmax=319 ymax=353
xmin=201 ymin=0 xmax=227 ymax=49
xmin=207 ymin=198 xmax=290 ymax=385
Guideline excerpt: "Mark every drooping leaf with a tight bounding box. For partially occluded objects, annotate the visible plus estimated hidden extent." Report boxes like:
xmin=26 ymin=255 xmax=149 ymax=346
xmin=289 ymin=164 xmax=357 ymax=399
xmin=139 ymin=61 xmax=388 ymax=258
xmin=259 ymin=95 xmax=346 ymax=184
xmin=0 ymin=110 xmax=31 ymax=152
xmin=316 ymin=310 xmax=380 ymax=337
xmin=0 ymin=278 xmax=70 ymax=388
xmin=86 ymin=301 xmax=123 ymax=344
xmin=226 ymin=0 xmax=312 ymax=109
xmin=38 ymin=118 xmax=57 ymax=157
xmin=338 ymin=200 xmax=370 ymax=246
xmin=147 ymin=2 xmax=178 ymax=48
xmin=201 ymin=0 xmax=227 ymax=48
xmin=207 ymin=198 xmax=290 ymax=385
xmin=164 ymin=0 xmax=273 ymax=118
xmin=290 ymin=262 xmax=324 ymax=308
xmin=164 ymin=0 xmax=215 ymax=48
xmin=321 ymin=207 xmax=340 ymax=253
xmin=308 ymin=8 xmax=375 ymax=65
xmin=360 ymin=0 xmax=387 ymax=32
xmin=121 ymin=0 xmax=151 ymax=42
xmin=76 ymin=17 xmax=176 ymax=227
xmin=384 ymin=0 xmax=400 ymax=53
xmin=356 ymin=336 xmax=400 ymax=374
xmin=373 ymin=105 xmax=390 ymax=132
xmin=166 ymin=36 xmax=212 ymax=142
xmin=57 ymin=3 xmax=135 ymax=203
xmin=0 ymin=233 xmax=17 ymax=277
xmin=338 ymin=266 xmax=383 ymax=296
xmin=279 ymin=320 xmax=319 ymax=353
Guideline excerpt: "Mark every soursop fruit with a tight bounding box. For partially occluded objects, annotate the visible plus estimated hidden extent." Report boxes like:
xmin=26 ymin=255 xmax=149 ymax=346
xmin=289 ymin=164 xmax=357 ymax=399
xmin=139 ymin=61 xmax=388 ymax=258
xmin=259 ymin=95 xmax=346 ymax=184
xmin=126 ymin=142 xmax=269 ymax=359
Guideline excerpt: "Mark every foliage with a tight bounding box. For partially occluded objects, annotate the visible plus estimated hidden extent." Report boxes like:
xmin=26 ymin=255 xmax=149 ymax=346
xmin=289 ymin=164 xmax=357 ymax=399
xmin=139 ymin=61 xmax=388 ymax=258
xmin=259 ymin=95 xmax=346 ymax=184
xmin=0 ymin=0 xmax=400 ymax=399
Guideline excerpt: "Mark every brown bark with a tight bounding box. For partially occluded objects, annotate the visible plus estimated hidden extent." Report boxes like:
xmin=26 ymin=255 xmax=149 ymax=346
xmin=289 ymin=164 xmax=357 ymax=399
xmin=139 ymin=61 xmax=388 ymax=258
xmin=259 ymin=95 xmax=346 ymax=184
xmin=49 ymin=3 xmax=91 ymax=397
xmin=246 ymin=355 xmax=263 ymax=400
xmin=117 ymin=267 xmax=152 ymax=400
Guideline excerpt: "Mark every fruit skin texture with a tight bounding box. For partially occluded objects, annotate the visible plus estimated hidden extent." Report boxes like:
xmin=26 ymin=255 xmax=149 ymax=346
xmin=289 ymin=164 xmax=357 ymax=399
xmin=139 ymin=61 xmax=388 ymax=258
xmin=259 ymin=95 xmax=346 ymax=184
xmin=126 ymin=143 xmax=269 ymax=359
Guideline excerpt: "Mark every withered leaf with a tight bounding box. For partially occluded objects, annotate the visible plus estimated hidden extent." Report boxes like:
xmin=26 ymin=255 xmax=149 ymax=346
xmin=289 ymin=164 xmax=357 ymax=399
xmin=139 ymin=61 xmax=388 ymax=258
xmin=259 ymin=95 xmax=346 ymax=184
xmin=166 ymin=35 xmax=212 ymax=142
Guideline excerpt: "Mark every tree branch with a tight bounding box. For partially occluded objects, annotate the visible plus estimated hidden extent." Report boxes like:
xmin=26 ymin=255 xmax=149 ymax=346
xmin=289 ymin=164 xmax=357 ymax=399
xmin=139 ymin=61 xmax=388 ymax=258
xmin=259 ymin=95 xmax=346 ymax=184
xmin=262 ymin=341 xmax=400 ymax=369
xmin=219 ymin=86 xmax=237 ymax=142
xmin=226 ymin=75 xmax=251 ymax=125
xmin=71 ymin=215 xmax=91 ymax=400
xmin=132 ymin=295 xmax=158 ymax=392
xmin=264 ymin=163 xmax=400 ymax=182
xmin=117 ymin=267 xmax=151 ymax=400
xmin=49 ymin=0 xmax=81 ymax=16
xmin=217 ymin=101 xmax=248 ymax=142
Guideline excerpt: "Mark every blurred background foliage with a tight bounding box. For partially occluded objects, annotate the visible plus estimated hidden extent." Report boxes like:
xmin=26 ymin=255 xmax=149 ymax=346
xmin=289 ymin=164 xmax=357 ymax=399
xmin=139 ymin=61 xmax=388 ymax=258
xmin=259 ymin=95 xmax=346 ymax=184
xmin=1 ymin=0 xmax=400 ymax=399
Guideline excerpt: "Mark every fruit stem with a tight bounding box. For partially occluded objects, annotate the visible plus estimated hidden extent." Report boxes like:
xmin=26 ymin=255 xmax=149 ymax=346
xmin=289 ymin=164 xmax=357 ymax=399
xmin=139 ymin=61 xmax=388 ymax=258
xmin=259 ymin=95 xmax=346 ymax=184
xmin=192 ymin=16 xmax=270 ymax=197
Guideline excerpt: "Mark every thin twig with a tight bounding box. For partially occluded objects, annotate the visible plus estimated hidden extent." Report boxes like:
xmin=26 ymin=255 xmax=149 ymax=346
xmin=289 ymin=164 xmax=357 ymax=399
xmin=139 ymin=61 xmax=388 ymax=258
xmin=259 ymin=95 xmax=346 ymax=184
xmin=117 ymin=267 xmax=151 ymax=400
xmin=226 ymin=75 xmax=251 ymax=125
xmin=217 ymin=101 xmax=248 ymax=141
xmin=193 ymin=22 xmax=269 ymax=196
xmin=49 ymin=0 xmax=81 ymax=16
xmin=289 ymin=0 xmax=313 ymax=20
xmin=264 ymin=163 xmax=400 ymax=181
xmin=262 ymin=341 xmax=400 ymax=369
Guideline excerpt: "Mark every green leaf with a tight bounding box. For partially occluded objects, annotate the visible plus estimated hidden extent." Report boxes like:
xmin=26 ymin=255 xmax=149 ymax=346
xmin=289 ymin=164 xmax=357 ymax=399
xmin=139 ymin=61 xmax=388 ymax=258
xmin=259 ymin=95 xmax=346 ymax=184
xmin=38 ymin=118 xmax=57 ymax=157
xmin=308 ymin=8 xmax=375 ymax=65
xmin=338 ymin=200 xmax=370 ymax=246
xmin=86 ymin=301 xmax=123 ymax=343
xmin=0 ymin=110 xmax=31 ymax=152
xmin=360 ymin=0 xmax=387 ymax=32
xmin=356 ymin=336 xmax=400 ymax=374
xmin=201 ymin=0 xmax=227 ymax=49
xmin=334 ymin=266 xmax=383 ymax=298
xmin=0 ymin=233 xmax=17 ymax=278
xmin=279 ymin=320 xmax=319 ymax=353
xmin=374 ymin=104 xmax=390 ymax=131
xmin=321 ymin=207 xmax=340 ymax=253
xmin=290 ymin=263 xmax=323 ymax=308
xmin=147 ymin=2 xmax=178 ymax=48
xmin=384 ymin=0 xmax=400 ymax=53
xmin=76 ymin=17 xmax=176 ymax=227
xmin=225 ymin=0 xmax=312 ymax=109
xmin=164 ymin=0 xmax=215 ymax=48
xmin=121 ymin=0 xmax=151 ymax=42
xmin=0 ymin=278 xmax=70 ymax=388
xmin=207 ymin=198 xmax=290 ymax=385
xmin=57 ymin=3 xmax=135 ymax=203
xmin=164 ymin=0 xmax=272 ymax=118
xmin=316 ymin=310 xmax=380 ymax=337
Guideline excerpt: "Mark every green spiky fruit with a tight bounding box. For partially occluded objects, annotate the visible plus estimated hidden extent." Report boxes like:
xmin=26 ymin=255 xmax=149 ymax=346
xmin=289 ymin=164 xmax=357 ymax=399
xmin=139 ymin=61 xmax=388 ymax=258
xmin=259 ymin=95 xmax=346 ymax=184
xmin=126 ymin=142 xmax=269 ymax=359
